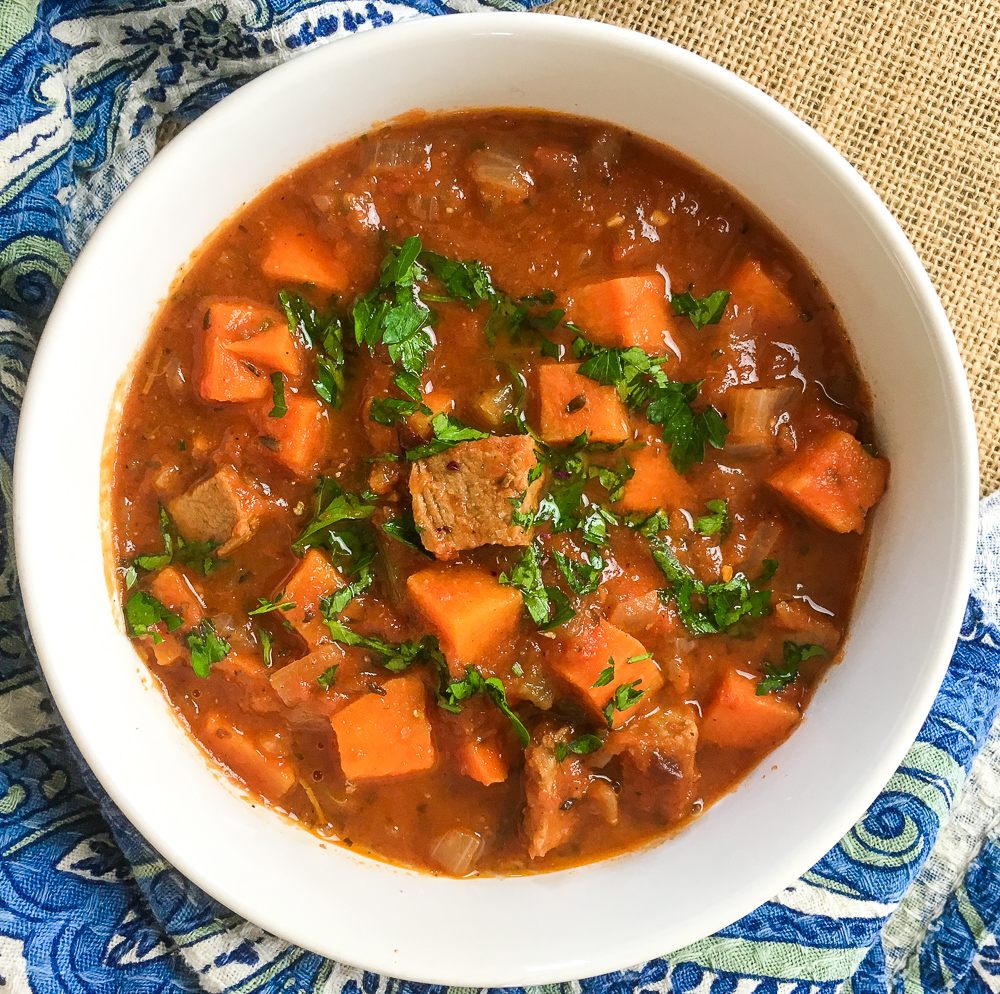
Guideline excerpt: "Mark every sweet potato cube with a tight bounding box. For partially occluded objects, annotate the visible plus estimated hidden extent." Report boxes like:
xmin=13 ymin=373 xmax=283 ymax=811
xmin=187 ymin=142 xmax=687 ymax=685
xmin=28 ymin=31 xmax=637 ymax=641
xmin=331 ymin=674 xmax=436 ymax=780
xmin=406 ymin=388 xmax=455 ymax=439
xmin=458 ymin=739 xmax=509 ymax=786
xmin=407 ymin=566 xmax=523 ymax=674
xmin=257 ymin=393 xmax=332 ymax=478
xmin=201 ymin=712 xmax=296 ymax=797
xmin=226 ymin=324 xmax=301 ymax=377
xmin=168 ymin=466 xmax=261 ymax=556
xmin=261 ymin=227 xmax=349 ymax=293
xmin=729 ymin=260 xmax=798 ymax=323
xmin=536 ymin=362 xmax=630 ymax=444
xmin=149 ymin=566 xmax=206 ymax=630
xmin=199 ymin=300 xmax=279 ymax=402
xmin=283 ymin=549 xmax=346 ymax=648
xmin=409 ymin=435 xmax=543 ymax=560
xmin=616 ymin=443 xmax=696 ymax=513
xmin=568 ymin=275 xmax=676 ymax=354
xmin=550 ymin=620 xmax=663 ymax=729
xmin=701 ymin=669 xmax=800 ymax=749
xmin=767 ymin=429 xmax=888 ymax=534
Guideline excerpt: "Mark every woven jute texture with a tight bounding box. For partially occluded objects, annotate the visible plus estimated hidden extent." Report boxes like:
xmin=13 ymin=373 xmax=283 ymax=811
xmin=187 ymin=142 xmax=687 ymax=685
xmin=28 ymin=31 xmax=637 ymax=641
xmin=542 ymin=0 xmax=1000 ymax=495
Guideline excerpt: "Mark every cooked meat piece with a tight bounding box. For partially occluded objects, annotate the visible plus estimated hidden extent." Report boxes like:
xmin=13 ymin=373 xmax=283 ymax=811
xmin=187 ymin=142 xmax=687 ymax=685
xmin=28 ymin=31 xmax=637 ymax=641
xmin=772 ymin=598 xmax=841 ymax=651
xmin=167 ymin=466 xmax=262 ymax=556
xmin=523 ymin=725 xmax=593 ymax=859
xmin=408 ymin=434 xmax=544 ymax=560
xmin=604 ymin=707 xmax=699 ymax=822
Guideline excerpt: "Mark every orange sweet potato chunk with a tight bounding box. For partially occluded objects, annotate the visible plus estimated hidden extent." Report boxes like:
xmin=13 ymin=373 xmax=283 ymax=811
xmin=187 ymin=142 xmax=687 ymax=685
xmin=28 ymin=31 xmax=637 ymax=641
xmin=226 ymin=324 xmax=301 ymax=377
xmin=767 ymin=429 xmax=888 ymax=534
xmin=331 ymin=674 xmax=436 ymax=780
xmin=257 ymin=393 xmax=332 ymax=478
xmin=536 ymin=362 xmax=630 ymax=444
xmin=568 ymin=275 xmax=676 ymax=354
xmin=729 ymin=259 xmax=798 ymax=323
xmin=458 ymin=739 xmax=509 ymax=786
xmin=261 ymin=227 xmax=349 ymax=293
xmin=283 ymin=549 xmax=345 ymax=648
xmin=701 ymin=669 xmax=800 ymax=750
xmin=199 ymin=301 xmax=279 ymax=403
xmin=615 ymin=442 xmax=696 ymax=514
xmin=549 ymin=619 xmax=663 ymax=729
xmin=407 ymin=566 xmax=523 ymax=675
xmin=150 ymin=566 xmax=206 ymax=630
xmin=201 ymin=712 xmax=296 ymax=797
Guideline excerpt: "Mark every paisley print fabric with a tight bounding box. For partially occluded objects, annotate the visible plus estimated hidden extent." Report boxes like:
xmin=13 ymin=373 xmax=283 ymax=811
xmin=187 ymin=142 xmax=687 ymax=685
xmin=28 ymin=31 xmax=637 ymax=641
xmin=2 ymin=3 xmax=999 ymax=992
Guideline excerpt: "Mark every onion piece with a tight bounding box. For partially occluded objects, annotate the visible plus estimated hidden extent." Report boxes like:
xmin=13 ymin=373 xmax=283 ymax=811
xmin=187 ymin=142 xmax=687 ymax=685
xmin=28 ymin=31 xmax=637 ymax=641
xmin=725 ymin=385 xmax=796 ymax=458
xmin=738 ymin=519 xmax=783 ymax=579
xmin=367 ymin=140 xmax=430 ymax=172
xmin=430 ymin=828 xmax=483 ymax=876
xmin=470 ymin=148 xmax=533 ymax=208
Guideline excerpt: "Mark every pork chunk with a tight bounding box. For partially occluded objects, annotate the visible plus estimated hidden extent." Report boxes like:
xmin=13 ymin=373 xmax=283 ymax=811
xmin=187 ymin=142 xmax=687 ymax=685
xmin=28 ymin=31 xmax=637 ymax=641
xmin=168 ymin=467 xmax=261 ymax=556
xmin=604 ymin=707 xmax=699 ymax=822
xmin=409 ymin=435 xmax=543 ymax=560
xmin=523 ymin=726 xmax=593 ymax=859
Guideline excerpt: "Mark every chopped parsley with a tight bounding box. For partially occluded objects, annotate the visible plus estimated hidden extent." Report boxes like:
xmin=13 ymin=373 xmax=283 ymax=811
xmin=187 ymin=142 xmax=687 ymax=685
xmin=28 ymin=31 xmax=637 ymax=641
xmin=650 ymin=538 xmax=776 ymax=635
xmin=404 ymin=413 xmax=490 ymax=460
xmin=756 ymin=641 xmax=828 ymax=695
xmin=317 ymin=664 xmax=339 ymax=689
xmin=353 ymin=237 xmax=434 ymax=376
xmin=124 ymin=591 xmax=182 ymax=643
xmin=554 ymin=734 xmax=605 ymax=762
xmin=418 ymin=250 xmax=563 ymax=355
xmin=292 ymin=478 xmax=376 ymax=557
xmin=694 ymin=499 xmax=731 ymax=539
xmin=499 ymin=542 xmax=575 ymax=631
xmin=602 ymin=679 xmax=646 ymax=728
xmin=186 ymin=619 xmax=230 ymax=678
xmin=380 ymin=511 xmax=429 ymax=553
xmin=592 ymin=659 xmax=616 ymax=688
xmin=259 ymin=627 xmax=274 ymax=668
xmin=280 ymin=291 xmax=346 ymax=408
xmin=571 ymin=335 xmax=727 ymax=473
xmin=369 ymin=371 xmax=431 ymax=426
xmin=442 ymin=666 xmax=530 ymax=747
xmin=248 ymin=592 xmax=295 ymax=615
xmin=553 ymin=549 xmax=604 ymax=595
xmin=268 ymin=371 xmax=287 ymax=418
xmin=130 ymin=506 xmax=223 ymax=577
xmin=670 ymin=289 xmax=731 ymax=329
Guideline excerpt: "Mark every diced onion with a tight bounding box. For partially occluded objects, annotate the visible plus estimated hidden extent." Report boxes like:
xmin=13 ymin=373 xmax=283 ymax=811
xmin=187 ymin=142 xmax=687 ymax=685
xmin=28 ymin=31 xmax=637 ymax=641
xmin=725 ymin=386 xmax=796 ymax=458
xmin=739 ymin=519 xmax=783 ymax=579
xmin=470 ymin=148 xmax=533 ymax=207
xmin=368 ymin=140 xmax=430 ymax=172
xmin=430 ymin=828 xmax=483 ymax=876
xmin=588 ymin=780 xmax=620 ymax=826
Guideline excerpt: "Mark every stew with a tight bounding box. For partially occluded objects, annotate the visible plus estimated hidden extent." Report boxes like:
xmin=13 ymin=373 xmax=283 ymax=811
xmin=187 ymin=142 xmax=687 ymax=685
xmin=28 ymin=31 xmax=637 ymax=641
xmin=110 ymin=110 xmax=888 ymax=876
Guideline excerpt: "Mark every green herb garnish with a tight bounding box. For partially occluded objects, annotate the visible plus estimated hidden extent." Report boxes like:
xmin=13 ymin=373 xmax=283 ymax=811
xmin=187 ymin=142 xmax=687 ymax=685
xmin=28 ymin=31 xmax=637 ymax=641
xmin=317 ymin=664 xmax=340 ymax=690
xmin=756 ymin=641 xmax=828 ymax=695
xmin=354 ymin=237 xmax=433 ymax=376
xmin=553 ymin=549 xmax=605 ymax=595
xmin=650 ymin=539 xmax=775 ymax=635
xmin=404 ymin=413 xmax=490 ymax=460
xmin=592 ymin=659 xmax=616 ymax=688
xmin=186 ymin=619 xmax=230 ymax=678
xmin=124 ymin=591 xmax=182 ymax=643
xmin=571 ymin=335 xmax=727 ymax=473
xmin=268 ymin=371 xmax=287 ymax=418
xmin=555 ymin=734 xmax=605 ymax=761
xmin=249 ymin=592 xmax=296 ymax=615
xmin=279 ymin=291 xmax=346 ymax=408
xmin=670 ymin=289 xmax=731 ymax=330
xmin=442 ymin=666 xmax=530 ymax=747
xmin=694 ymin=499 xmax=730 ymax=539
xmin=602 ymin=679 xmax=646 ymax=728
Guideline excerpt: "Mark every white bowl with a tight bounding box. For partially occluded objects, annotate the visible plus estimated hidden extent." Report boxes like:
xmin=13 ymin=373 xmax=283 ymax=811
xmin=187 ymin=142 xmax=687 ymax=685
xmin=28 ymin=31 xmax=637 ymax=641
xmin=14 ymin=12 xmax=977 ymax=985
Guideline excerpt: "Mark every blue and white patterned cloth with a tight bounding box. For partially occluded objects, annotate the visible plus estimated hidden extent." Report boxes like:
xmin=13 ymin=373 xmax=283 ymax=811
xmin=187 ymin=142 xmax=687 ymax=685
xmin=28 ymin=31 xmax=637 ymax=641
xmin=2 ymin=3 xmax=1000 ymax=992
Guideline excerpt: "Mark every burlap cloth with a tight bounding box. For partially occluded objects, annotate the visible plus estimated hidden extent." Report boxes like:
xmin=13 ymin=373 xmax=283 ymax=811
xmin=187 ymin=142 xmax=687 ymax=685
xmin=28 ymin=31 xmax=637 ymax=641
xmin=544 ymin=0 xmax=1000 ymax=496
